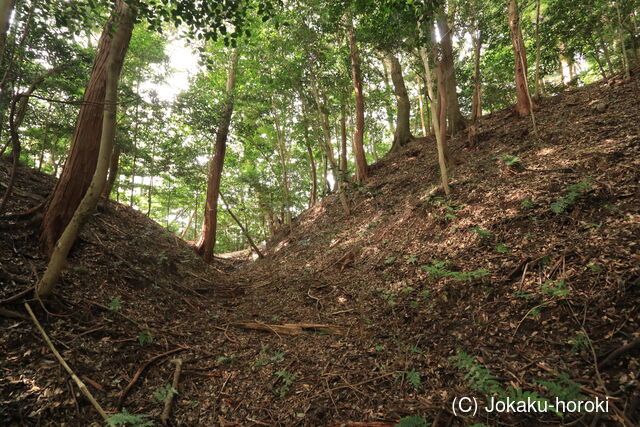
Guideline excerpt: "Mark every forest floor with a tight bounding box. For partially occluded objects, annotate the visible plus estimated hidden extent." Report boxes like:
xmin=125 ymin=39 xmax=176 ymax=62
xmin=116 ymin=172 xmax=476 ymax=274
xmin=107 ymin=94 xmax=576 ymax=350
xmin=1 ymin=71 xmax=639 ymax=426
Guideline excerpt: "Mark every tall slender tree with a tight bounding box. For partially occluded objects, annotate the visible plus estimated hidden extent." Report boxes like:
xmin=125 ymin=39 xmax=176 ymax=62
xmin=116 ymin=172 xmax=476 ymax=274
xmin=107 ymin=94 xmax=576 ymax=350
xmin=196 ymin=50 xmax=239 ymax=262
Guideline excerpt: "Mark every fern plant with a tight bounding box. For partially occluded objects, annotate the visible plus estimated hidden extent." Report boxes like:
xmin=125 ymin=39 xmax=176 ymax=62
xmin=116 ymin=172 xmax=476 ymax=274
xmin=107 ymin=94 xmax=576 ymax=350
xmin=106 ymin=408 xmax=153 ymax=427
xmin=452 ymin=351 xmax=503 ymax=397
xmin=396 ymin=416 xmax=430 ymax=427
xmin=550 ymin=179 xmax=591 ymax=214
xmin=421 ymin=260 xmax=489 ymax=282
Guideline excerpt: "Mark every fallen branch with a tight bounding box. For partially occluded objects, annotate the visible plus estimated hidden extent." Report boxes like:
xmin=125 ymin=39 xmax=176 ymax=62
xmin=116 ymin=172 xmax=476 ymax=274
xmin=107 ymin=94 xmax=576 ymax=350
xmin=24 ymin=303 xmax=108 ymax=421
xmin=0 ymin=285 xmax=34 ymax=304
xmin=0 ymin=307 xmax=29 ymax=320
xmin=161 ymin=358 xmax=183 ymax=425
xmin=598 ymin=338 xmax=640 ymax=369
xmin=117 ymin=347 xmax=186 ymax=410
xmin=233 ymin=322 xmax=345 ymax=336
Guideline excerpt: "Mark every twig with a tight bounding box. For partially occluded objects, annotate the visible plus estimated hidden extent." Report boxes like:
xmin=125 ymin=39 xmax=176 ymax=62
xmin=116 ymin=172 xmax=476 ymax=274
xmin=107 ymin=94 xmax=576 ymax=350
xmin=24 ymin=303 xmax=108 ymax=421
xmin=161 ymin=358 xmax=183 ymax=425
xmin=117 ymin=347 xmax=186 ymax=409
xmin=513 ymin=301 xmax=554 ymax=336
xmin=565 ymin=302 xmax=608 ymax=396
xmin=598 ymin=338 xmax=640 ymax=369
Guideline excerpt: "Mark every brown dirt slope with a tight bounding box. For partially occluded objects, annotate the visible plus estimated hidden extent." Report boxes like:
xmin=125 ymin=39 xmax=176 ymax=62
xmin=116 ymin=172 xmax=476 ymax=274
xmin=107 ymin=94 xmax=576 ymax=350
xmin=1 ymin=72 xmax=639 ymax=426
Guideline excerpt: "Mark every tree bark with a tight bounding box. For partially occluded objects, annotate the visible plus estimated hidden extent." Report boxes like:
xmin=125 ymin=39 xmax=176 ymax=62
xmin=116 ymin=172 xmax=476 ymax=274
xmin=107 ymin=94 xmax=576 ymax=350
xmin=309 ymin=77 xmax=338 ymax=189
xmin=384 ymin=52 xmax=412 ymax=151
xmin=36 ymin=0 xmax=134 ymax=297
xmin=533 ymin=0 xmax=542 ymax=98
xmin=507 ymin=0 xmax=533 ymax=116
xmin=416 ymin=76 xmax=427 ymax=137
xmin=346 ymin=17 xmax=368 ymax=182
xmin=436 ymin=14 xmax=466 ymax=134
xmin=337 ymin=102 xmax=350 ymax=215
xmin=418 ymin=38 xmax=450 ymax=195
xmin=196 ymin=49 xmax=239 ymax=262
xmin=40 ymin=3 xmax=132 ymax=255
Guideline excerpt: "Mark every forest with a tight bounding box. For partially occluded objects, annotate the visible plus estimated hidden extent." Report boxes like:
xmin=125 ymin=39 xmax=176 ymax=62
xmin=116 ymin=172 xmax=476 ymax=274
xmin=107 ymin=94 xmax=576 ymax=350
xmin=0 ymin=0 xmax=639 ymax=425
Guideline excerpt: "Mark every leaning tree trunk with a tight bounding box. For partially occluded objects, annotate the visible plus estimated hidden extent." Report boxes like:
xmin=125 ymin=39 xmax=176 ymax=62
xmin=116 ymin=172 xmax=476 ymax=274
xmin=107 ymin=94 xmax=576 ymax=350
xmin=436 ymin=14 xmax=466 ymax=134
xmin=346 ymin=17 xmax=368 ymax=182
xmin=36 ymin=0 xmax=134 ymax=297
xmin=507 ymin=0 xmax=533 ymax=116
xmin=384 ymin=52 xmax=412 ymax=152
xmin=40 ymin=2 xmax=132 ymax=255
xmin=196 ymin=50 xmax=238 ymax=262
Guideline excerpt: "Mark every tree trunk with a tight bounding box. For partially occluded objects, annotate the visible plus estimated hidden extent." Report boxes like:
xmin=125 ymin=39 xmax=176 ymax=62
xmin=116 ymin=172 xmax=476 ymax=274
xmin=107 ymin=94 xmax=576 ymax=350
xmin=309 ymin=77 xmax=338 ymax=190
xmin=418 ymin=38 xmax=450 ymax=195
xmin=436 ymin=14 xmax=466 ymax=134
xmin=384 ymin=52 xmax=412 ymax=151
xmin=219 ymin=191 xmax=263 ymax=258
xmin=196 ymin=49 xmax=238 ymax=262
xmin=589 ymin=39 xmax=608 ymax=79
xmin=616 ymin=0 xmax=630 ymax=78
xmin=0 ymin=0 xmax=15 ymax=61
xmin=40 ymin=3 xmax=132 ymax=255
xmin=598 ymin=32 xmax=614 ymax=75
xmin=346 ymin=17 xmax=368 ymax=182
xmin=272 ymin=100 xmax=292 ymax=227
xmin=306 ymin=143 xmax=317 ymax=207
xmin=416 ymin=76 xmax=428 ymax=137
xmin=469 ymin=25 xmax=482 ymax=149
xmin=507 ymin=0 xmax=533 ymax=116
xmin=533 ymin=0 xmax=542 ymax=98
xmin=337 ymin=103 xmax=350 ymax=215
xmin=103 ymin=144 xmax=120 ymax=199
xmin=380 ymin=59 xmax=396 ymax=138
xmin=300 ymin=96 xmax=318 ymax=207
xmin=36 ymin=0 xmax=134 ymax=297
xmin=181 ymin=203 xmax=197 ymax=239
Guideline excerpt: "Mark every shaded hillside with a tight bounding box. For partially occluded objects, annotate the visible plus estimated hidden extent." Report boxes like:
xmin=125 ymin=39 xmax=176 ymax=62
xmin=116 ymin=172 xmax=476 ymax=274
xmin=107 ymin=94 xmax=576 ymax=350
xmin=1 ymin=72 xmax=639 ymax=426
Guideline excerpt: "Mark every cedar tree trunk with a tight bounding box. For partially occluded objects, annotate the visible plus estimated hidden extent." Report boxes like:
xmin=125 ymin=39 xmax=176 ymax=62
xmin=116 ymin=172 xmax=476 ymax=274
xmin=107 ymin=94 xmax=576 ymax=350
xmin=347 ymin=18 xmax=368 ymax=182
xmin=36 ymin=0 xmax=134 ymax=297
xmin=40 ymin=3 xmax=132 ymax=255
xmin=196 ymin=50 xmax=239 ymax=262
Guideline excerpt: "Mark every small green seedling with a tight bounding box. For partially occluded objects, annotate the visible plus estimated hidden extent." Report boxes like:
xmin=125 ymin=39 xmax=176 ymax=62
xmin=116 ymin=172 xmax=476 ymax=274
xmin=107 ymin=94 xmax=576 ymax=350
xmin=108 ymin=296 xmax=122 ymax=312
xmin=153 ymin=383 xmax=178 ymax=403
xmin=138 ymin=329 xmax=154 ymax=347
